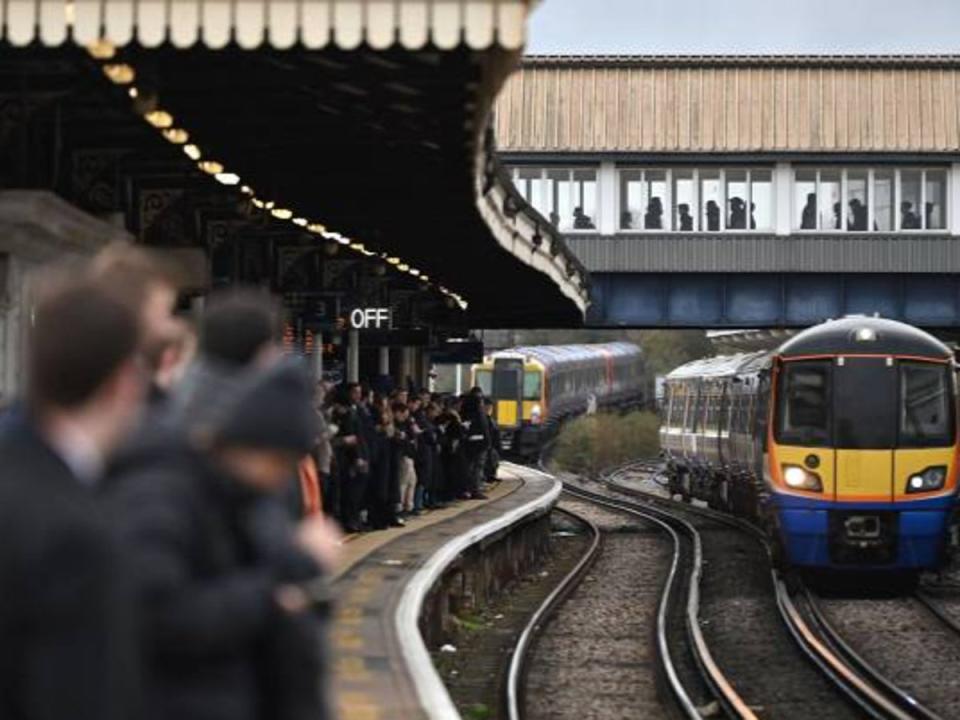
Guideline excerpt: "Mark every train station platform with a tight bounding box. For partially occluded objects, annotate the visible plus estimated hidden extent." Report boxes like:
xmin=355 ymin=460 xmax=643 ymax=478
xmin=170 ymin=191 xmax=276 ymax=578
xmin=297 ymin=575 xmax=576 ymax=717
xmin=331 ymin=463 xmax=560 ymax=720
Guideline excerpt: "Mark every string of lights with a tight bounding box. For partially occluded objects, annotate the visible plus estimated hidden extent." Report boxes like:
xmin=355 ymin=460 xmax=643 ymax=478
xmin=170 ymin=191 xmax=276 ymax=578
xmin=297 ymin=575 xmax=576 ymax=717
xmin=89 ymin=39 xmax=468 ymax=311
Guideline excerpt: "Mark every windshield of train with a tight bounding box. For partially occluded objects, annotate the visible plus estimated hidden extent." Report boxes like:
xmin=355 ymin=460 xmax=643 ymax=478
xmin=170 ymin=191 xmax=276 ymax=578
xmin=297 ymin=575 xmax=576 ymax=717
xmin=776 ymin=358 xmax=955 ymax=449
xmin=474 ymin=369 xmax=492 ymax=397
xmin=777 ymin=361 xmax=831 ymax=447
xmin=900 ymin=362 xmax=953 ymax=447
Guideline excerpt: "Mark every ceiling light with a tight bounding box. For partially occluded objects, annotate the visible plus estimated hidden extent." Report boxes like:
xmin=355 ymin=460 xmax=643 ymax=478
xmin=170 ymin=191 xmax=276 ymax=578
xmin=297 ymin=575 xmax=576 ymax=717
xmin=240 ymin=185 xmax=254 ymax=195
xmin=336 ymin=236 xmax=351 ymax=245
xmin=128 ymin=87 xmax=138 ymax=98
xmin=271 ymin=208 xmax=293 ymax=220
xmin=103 ymin=63 xmax=135 ymax=84
xmin=252 ymin=198 xmax=265 ymax=209
xmin=198 ymin=160 xmax=224 ymax=175
xmin=307 ymin=224 xmax=326 ymax=234
xmin=350 ymin=243 xmax=365 ymax=251
xmin=215 ymin=173 xmax=240 ymax=185
xmin=87 ymin=40 xmax=116 ymax=60
xmin=409 ymin=268 xmax=420 ymax=276
xmin=183 ymin=144 xmax=201 ymax=161
xmin=387 ymin=257 xmax=401 ymax=265
xmin=162 ymin=128 xmax=189 ymax=144
xmin=144 ymin=110 xmax=174 ymax=129
xmin=293 ymin=217 xmax=308 ymax=227
xmin=398 ymin=263 xmax=409 ymax=272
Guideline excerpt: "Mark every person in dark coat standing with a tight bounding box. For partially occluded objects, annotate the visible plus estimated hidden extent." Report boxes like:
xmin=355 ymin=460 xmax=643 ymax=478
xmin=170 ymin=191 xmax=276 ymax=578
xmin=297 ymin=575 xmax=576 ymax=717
xmin=461 ymin=391 xmax=491 ymax=499
xmin=0 ymin=272 xmax=147 ymax=720
xmin=111 ymin=360 xmax=338 ymax=720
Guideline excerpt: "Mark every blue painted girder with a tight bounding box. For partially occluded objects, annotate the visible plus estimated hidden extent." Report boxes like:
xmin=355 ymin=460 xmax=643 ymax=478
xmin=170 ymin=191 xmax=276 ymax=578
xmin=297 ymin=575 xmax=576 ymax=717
xmin=588 ymin=273 xmax=960 ymax=328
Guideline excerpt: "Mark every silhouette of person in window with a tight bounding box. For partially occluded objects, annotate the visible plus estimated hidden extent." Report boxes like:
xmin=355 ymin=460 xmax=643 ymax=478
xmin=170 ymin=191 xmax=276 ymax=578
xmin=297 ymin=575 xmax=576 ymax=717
xmin=848 ymin=198 xmax=868 ymax=231
xmin=800 ymin=193 xmax=817 ymax=229
xmin=750 ymin=202 xmax=757 ymax=229
xmin=925 ymin=202 xmax=936 ymax=230
xmin=620 ymin=210 xmax=633 ymax=230
xmin=833 ymin=202 xmax=842 ymax=230
xmin=706 ymin=200 xmax=720 ymax=231
xmin=573 ymin=206 xmax=595 ymax=230
xmin=644 ymin=197 xmax=663 ymax=230
xmin=728 ymin=197 xmax=746 ymax=229
xmin=678 ymin=203 xmax=694 ymax=231
xmin=901 ymin=201 xmax=921 ymax=229
xmin=549 ymin=211 xmax=560 ymax=228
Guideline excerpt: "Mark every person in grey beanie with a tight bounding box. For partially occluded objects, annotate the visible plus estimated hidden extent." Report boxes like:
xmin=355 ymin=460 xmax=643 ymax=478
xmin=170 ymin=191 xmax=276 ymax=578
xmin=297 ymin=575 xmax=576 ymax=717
xmin=111 ymin=359 xmax=339 ymax=720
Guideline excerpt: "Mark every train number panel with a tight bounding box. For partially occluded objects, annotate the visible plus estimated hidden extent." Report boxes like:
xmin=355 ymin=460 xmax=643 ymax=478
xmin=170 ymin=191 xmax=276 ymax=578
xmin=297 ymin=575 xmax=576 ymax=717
xmin=662 ymin=317 xmax=959 ymax=572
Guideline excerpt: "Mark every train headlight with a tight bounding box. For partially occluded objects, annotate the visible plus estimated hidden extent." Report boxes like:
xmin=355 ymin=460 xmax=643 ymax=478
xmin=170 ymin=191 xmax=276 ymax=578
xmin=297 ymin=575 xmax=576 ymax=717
xmin=906 ymin=466 xmax=947 ymax=494
xmin=531 ymin=404 xmax=542 ymax=425
xmin=782 ymin=464 xmax=823 ymax=491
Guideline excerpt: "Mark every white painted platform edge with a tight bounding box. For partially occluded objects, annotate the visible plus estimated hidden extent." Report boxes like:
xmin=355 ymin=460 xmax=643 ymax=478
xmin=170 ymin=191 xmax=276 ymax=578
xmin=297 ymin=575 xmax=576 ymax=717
xmin=394 ymin=463 xmax=562 ymax=720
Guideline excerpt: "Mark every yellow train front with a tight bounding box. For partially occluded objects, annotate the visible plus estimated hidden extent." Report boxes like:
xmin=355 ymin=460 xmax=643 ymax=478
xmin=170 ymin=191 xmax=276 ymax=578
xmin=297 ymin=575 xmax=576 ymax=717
xmin=662 ymin=317 xmax=960 ymax=571
xmin=472 ymin=343 xmax=645 ymax=458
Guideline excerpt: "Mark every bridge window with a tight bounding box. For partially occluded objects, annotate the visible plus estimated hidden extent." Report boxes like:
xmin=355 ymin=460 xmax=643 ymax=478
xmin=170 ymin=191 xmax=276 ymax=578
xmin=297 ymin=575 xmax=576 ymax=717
xmin=794 ymin=167 xmax=948 ymax=232
xmin=619 ymin=167 xmax=773 ymax=233
xmin=506 ymin=167 xmax=600 ymax=233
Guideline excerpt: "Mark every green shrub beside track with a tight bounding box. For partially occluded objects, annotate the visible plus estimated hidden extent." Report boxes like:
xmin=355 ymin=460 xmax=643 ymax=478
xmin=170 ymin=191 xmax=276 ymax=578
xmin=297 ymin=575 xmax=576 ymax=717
xmin=550 ymin=411 xmax=660 ymax=475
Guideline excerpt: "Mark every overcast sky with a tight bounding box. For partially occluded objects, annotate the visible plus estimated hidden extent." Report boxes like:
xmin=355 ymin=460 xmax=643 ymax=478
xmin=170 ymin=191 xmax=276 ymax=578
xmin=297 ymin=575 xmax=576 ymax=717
xmin=526 ymin=0 xmax=960 ymax=55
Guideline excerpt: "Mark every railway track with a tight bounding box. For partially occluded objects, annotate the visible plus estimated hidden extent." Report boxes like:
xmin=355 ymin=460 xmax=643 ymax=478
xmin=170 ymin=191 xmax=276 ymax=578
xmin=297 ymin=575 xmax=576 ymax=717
xmin=505 ymin=506 xmax=603 ymax=720
xmin=606 ymin=460 xmax=960 ymax=720
xmin=510 ymin=464 xmax=760 ymax=719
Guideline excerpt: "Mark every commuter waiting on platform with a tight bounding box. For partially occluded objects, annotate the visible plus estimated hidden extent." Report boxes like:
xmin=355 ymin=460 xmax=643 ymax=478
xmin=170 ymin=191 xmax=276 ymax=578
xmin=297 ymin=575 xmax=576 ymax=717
xmin=573 ymin=205 xmax=595 ymax=229
xmin=678 ymin=203 xmax=694 ymax=231
xmin=0 ymin=270 xmax=146 ymax=720
xmin=901 ymin=201 xmax=921 ymax=229
xmin=800 ymin=192 xmax=817 ymax=229
xmin=706 ymin=200 xmax=721 ymax=231
xmin=644 ymin=196 xmax=663 ymax=229
xmin=620 ymin=209 xmax=633 ymax=230
xmin=848 ymin=198 xmax=868 ymax=231
xmin=728 ymin=196 xmax=747 ymax=229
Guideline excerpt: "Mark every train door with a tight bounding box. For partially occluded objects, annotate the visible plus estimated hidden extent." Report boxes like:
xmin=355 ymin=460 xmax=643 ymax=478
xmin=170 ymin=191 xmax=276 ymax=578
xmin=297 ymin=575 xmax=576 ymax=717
xmin=493 ymin=357 xmax=524 ymax=430
xmin=832 ymin=357 xmax=894 ymax=502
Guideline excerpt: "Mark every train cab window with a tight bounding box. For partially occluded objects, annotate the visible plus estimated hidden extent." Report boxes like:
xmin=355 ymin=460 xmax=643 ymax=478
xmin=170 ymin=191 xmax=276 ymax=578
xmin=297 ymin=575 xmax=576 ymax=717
xmin=900 ymin=362 xmax=954 ymax=447
xmin=475 ymin=370 xmax=492 ymax=397
xmin=777 ymin=361 xmax=831 ymax=447
xmin=523 ymin=371 xmax=542 ymax=401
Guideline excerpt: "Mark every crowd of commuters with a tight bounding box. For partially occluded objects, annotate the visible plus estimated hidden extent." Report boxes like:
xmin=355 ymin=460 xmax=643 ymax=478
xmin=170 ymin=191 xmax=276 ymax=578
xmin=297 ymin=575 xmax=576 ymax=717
xmin=0 ymin=246 xmax=357 ymax=720
xmin=0 ymin=244 xmax=506 ymax=720
xmin=314 ymin=379 xmax=502 ymax=533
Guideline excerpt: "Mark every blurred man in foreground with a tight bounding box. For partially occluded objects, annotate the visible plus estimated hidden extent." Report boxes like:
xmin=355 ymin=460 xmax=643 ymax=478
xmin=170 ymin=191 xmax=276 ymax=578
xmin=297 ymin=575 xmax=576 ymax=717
xmin=0 ymin=270 xmax=147 ymax=720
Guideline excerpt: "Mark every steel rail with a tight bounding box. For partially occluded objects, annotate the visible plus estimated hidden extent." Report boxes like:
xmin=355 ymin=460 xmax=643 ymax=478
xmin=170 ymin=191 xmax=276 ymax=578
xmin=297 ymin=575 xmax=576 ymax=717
xmin=605 ymin=460 xmax=941 ymax=720
xmin=561 ymin=482 xmax=759 ymax=720
xmin=914 ymin=591 xmax=960 ymax=639
xmin=505 ymin=506 xmax=603 ymax=720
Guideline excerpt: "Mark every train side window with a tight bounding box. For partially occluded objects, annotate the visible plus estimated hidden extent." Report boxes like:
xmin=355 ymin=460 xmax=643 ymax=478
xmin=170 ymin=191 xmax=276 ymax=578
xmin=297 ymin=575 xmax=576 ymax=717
xmin=523 ymin=371 xmax=542 ymax=401
xmin=776 ymin=361 xmax=831 ymax=447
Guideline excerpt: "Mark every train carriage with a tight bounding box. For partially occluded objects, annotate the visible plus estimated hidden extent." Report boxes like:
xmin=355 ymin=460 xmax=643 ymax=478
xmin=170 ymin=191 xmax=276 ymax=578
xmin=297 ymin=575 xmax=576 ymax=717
xmin=661 ymin=317 xmax=960 ymax=572
xmin=472 ymin=342 xmax=645 ymax=457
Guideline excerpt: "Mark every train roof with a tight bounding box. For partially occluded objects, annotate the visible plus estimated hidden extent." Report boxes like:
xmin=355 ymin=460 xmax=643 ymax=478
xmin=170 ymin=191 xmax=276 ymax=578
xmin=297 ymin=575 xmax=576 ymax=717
xmin=776 ymin=317 xmax=952 ymax=359
xmin=666 ymin=351 xmax=769 ymax=380
xmin=491 ymin=342 xmax=641 ymax=367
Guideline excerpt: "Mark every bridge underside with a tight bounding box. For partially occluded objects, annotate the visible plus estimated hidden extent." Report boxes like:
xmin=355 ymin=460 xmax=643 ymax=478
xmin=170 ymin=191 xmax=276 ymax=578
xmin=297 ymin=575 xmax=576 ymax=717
xmin=588 ymin=273 xmax=960 ymax=329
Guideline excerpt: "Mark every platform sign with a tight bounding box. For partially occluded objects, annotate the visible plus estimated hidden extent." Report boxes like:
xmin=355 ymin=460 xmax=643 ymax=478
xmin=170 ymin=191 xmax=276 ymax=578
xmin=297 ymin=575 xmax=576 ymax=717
xmin=349 ymin=307 xmax=392 ymax=330
xmin=430 ymin=339 xmax=484 ymax=364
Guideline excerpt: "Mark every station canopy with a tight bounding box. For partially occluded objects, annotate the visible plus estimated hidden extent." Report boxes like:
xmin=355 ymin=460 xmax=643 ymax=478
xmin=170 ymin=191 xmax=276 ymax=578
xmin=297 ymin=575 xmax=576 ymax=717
xmin=0 ymin=0 xmax=588 ymax=327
